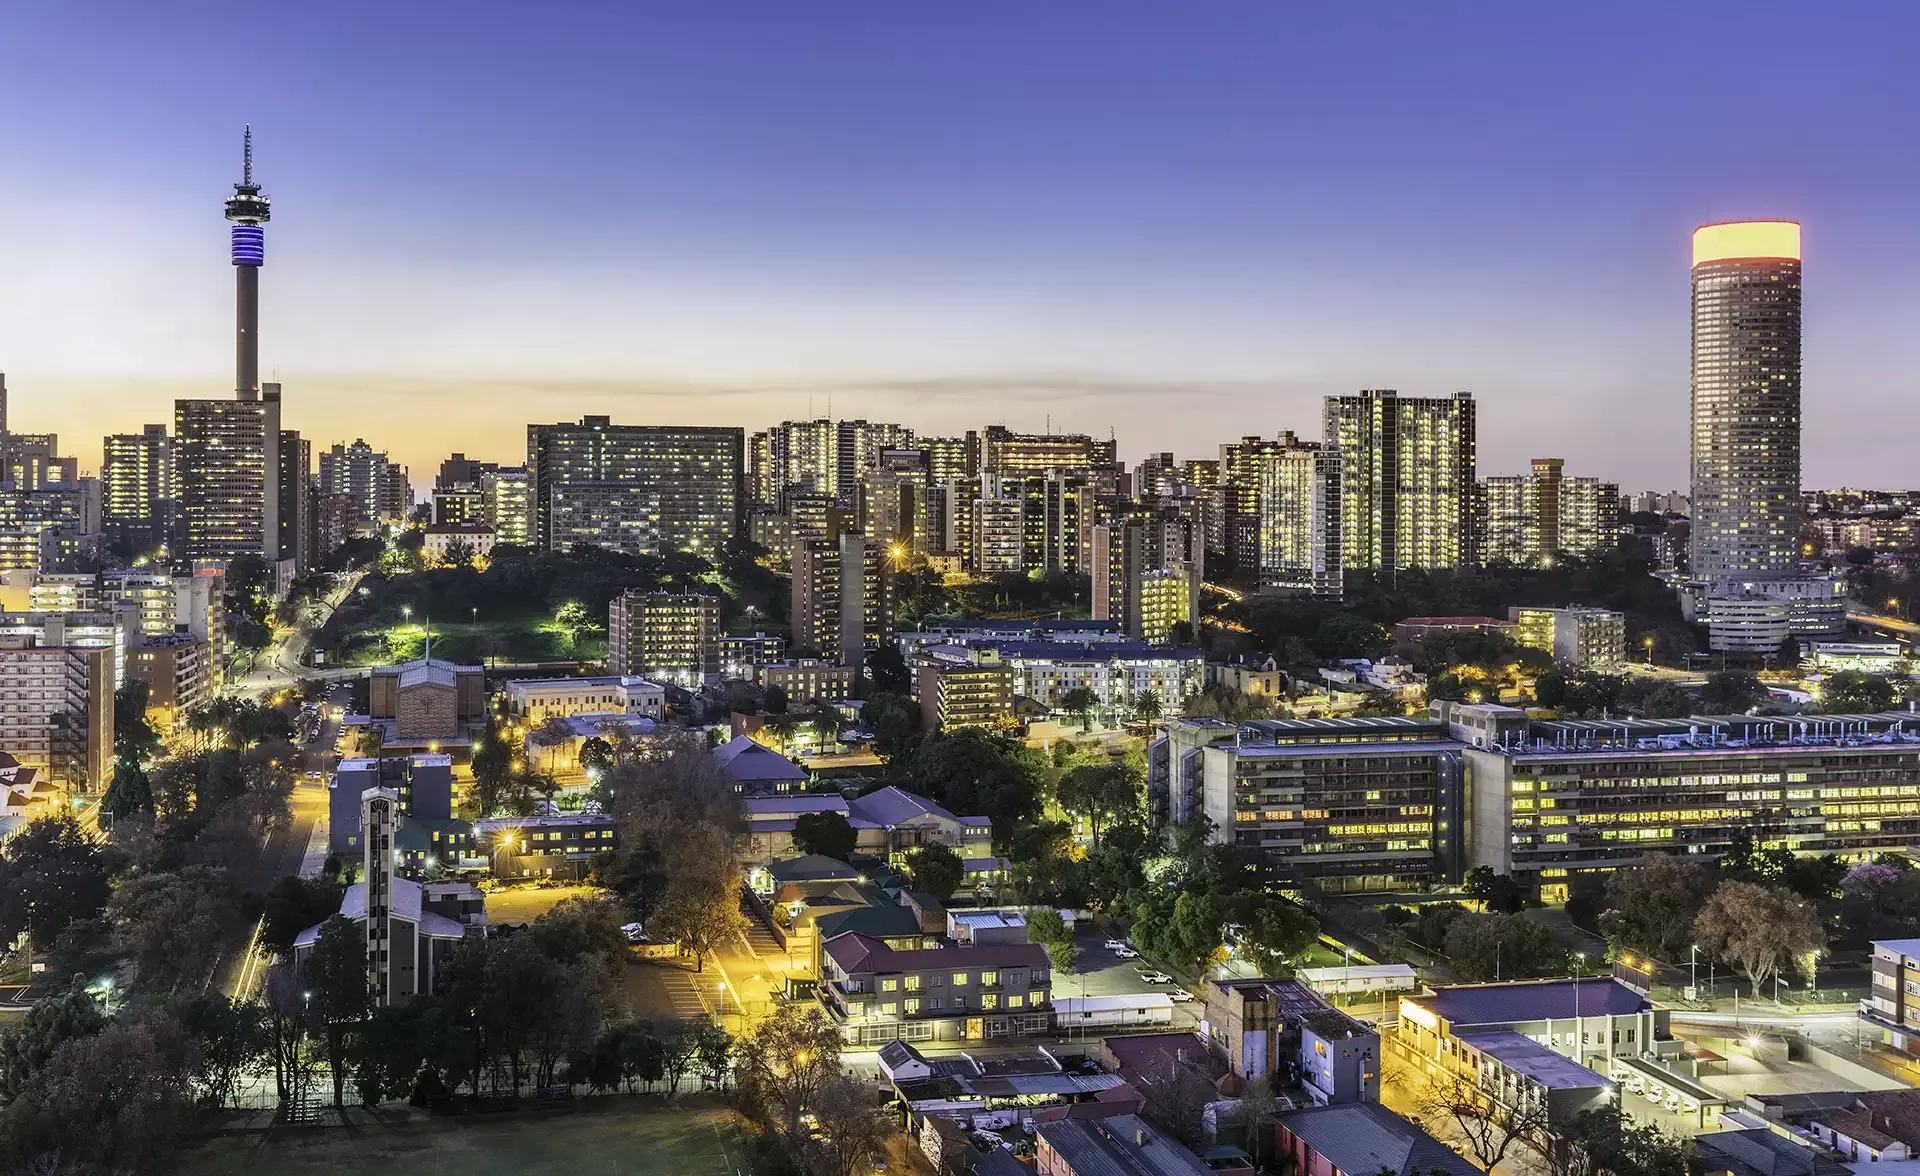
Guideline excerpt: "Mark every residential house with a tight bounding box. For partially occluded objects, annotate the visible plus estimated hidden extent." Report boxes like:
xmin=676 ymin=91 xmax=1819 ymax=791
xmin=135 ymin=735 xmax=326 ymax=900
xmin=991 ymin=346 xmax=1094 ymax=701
xmin=820 ymin=933 xmax=1051 ymax=1045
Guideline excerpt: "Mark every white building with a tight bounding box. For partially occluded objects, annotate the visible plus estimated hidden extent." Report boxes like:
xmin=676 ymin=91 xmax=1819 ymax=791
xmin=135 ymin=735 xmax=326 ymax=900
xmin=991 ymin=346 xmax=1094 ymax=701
xmin=501 ymin=675 xmax=666 ymax=721
xmin=914 ymin=639 xmax=1203 ymax=712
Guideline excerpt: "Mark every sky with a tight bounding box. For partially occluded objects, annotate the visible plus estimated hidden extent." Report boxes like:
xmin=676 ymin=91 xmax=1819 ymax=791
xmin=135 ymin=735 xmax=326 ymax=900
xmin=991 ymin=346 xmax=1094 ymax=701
xmin=1 ymin=2 xmax=1915 ymax=490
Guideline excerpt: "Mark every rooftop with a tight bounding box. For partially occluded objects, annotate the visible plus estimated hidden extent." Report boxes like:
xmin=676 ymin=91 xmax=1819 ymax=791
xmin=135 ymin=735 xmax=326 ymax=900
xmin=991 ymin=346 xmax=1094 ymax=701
xmin=1034 ymin=1115 xmax=1213 ymax=1176
xmin=1456 ymin=1032 xmax=1614 ymax=1091
xmin=505 ymin=675 xmax=663 ymax=692
xmin=712 ymin=735 xmax=810 ymax=782
xmin=822 ymin=932 xmax=1048 ymax=975
xmin=1692 ymin=1130 xmax=1852 ymax=1176
xmin=1410 ymin=977 xmax=1648 ymax=1026
xmin=1274 ymin=1103 xmax=1478 ymax=1176
xmin=768 ymin=855 xmax=862 ymax=884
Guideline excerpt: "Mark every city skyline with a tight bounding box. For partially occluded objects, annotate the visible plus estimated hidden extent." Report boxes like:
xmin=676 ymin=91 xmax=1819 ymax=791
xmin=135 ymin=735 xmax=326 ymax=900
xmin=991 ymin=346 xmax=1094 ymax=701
xmin=3 ymin=4 xmax=1917 ymax=489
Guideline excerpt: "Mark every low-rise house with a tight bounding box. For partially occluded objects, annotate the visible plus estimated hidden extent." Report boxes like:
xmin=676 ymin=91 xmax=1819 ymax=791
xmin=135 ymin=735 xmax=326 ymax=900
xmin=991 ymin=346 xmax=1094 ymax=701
xmin=1693 ymin=1131 xmax=1852 ymax=1176
xmin=820 ymin=933 xmax=1051 ymax=1045
xmin=522 ymin=712 xmax=656 ymax=773
xmin=1806 ymin=1089 xmax=1920 ymax=1162
xmin=713 ymin=734 xmax=811 ymax=794
xmin=1274 ymin=1102 xmax=1478 ymax=1176
xmin=741 ymin=786 xmax=995 ymax=872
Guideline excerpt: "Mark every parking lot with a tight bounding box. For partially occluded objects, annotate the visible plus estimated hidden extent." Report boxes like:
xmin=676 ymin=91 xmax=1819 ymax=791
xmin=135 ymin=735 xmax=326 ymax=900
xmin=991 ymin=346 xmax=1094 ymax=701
xmin=1055 ymin=926 xmax=1204 ymax=1031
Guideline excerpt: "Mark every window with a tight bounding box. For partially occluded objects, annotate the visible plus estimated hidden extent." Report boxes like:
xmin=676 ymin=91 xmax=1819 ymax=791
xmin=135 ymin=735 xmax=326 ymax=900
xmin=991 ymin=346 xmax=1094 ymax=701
xmin=981 ymin=971 xmax=999 ymax=987
xmin=953 ymin=973 xmax=969 ymax=986
xmin=1030 ymin=990 xmax=1045 ymax=1007
xmin=881 ymin=1002 xmax=897 ymax=1016
xmin=905 ymin=975 xmax=921 ymax=991
xmin=881 ymin=979 xmax=898 ymax=992
xmin=981 ymin=994 xmax=999 ymax=1010
xmin=1008 ymin=995 xmax=1024 ymax=1008
xmin=905 ymin=998 xmax=920 ymax=1015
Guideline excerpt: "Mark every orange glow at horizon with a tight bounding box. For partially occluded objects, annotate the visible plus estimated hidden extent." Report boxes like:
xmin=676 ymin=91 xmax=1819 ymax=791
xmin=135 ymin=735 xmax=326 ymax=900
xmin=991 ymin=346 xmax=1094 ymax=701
xmin=1693 ymin=221 xmax=1801 ymax=266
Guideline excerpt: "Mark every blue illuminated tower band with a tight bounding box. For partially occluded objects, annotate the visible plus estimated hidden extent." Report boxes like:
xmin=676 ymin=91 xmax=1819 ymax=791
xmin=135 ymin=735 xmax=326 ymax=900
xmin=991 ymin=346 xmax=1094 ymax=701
xmin=224 ymin=125 xmax=271 ymax=400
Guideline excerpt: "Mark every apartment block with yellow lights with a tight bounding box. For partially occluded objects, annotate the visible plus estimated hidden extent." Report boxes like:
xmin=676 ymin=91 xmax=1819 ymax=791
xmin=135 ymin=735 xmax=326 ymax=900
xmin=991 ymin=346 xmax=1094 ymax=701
xmin=1861 ymin=939 xmax=1920 ymax=1055
xmin=606 ymin=590 xmax=722 ymax=686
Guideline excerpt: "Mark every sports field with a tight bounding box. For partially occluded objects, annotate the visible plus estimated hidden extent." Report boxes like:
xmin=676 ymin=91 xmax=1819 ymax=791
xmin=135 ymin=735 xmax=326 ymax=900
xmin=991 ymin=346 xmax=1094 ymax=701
xmin=183 ymin=1100 xmax=747 ymax=1176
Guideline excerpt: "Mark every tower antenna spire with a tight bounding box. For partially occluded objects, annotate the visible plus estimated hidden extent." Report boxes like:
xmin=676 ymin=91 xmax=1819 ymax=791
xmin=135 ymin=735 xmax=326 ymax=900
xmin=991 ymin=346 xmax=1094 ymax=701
xmin=243 ymin=124 xmax=253 ymax=186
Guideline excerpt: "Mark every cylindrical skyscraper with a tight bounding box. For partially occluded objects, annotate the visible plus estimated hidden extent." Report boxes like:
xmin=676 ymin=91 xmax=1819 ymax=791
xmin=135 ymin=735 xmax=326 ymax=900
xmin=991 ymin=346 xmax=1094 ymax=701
xmin=225 ymin=126 xmax=271 ymax=401
xmin=1689 ymin=221 xmax=1801 ymax=582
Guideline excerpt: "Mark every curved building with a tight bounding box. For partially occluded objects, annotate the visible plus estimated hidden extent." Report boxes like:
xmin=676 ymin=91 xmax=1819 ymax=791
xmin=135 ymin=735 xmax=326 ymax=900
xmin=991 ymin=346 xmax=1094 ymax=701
xmin=1689 ymin=221 xmax=1801 ymax=581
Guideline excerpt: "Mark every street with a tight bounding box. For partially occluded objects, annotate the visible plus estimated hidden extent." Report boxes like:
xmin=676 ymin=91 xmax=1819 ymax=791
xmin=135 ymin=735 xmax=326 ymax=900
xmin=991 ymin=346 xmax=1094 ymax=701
xmin=232 ymin=570 xmax=364 ymax=698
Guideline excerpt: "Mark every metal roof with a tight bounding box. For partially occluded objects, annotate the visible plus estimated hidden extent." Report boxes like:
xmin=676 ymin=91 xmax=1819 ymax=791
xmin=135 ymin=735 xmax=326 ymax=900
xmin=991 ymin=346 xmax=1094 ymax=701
xmin=1412 ymin=977 xmax=1648 ymax=1026
xmin=1274 ymin=1103 xmax=1478 ymax=1176
xmin=1455 ymin=1032 xmax=1612 ymax=1091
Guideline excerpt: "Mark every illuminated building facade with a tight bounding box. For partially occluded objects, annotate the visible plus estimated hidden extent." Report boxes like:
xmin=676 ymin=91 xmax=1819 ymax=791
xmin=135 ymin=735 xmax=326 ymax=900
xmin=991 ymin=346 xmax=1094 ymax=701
xmin=1479 ymin=458 xmax=1620 ymax=567
xmin=1690 ymin=221 xmax=1802 ymax=580
xmin=606 ymin=590 xmax=722 ymax=686
xmin=101 ymin=425 xmax=174 ymax=554
xmin=527 ymin=417 xmax=743 ymax=556
xmin=791 ymin=533 xmax=891 ymax=667
xmin=174 ymin=397 xmax=271 ymax=564
xmin=1322 ymin=390 xmax=1476 ymax=573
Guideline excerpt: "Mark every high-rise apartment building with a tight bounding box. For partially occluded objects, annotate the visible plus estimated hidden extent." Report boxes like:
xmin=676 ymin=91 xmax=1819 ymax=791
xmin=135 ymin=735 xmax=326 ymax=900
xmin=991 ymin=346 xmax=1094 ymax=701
xmin=606 ymin=590 xmax=722 ymax=686
xmin=277 ymin=428 xmax=310 ymax=571
xmin=859 ymin=450 xmax=930 ymax=559
xmin=1690 ymin=221 xmax=1801 ymax=581
xmin=0 ymin=640 xmax=113 ymax=792
xmin=1250 ymin=435 xmax=1327 ymax=591
xmin=174 ymin=396 xmax=272 ymax=564
xmin=527 ymin=417 xmax=743 ymax=556
xmin=101 ymin=424 xmax=174 ymax=554
xmin=1510 ymin=606 xmax=1626 ymax=669
xmin=972 ymin=495 xmax=1024 ymax=574
xmin=792 ymin=533 xmax=890 ymax=667
xmin=1093 ymin=518 xmax=1199 ymax=643
xmin=1322 ymin=390 xmax=1476 ymax=573
xmin=747 ymin=430 xmax=778 ymax=508
xmin=980 ymin=426 xmax=1096 ymax=476
xmin=319 ymin=439 xmax=409 ymax=526
xmin=1006 ymin=470 xmax=1093 ymax=574
xmin=1479 ymin=458 xmax=1620 ymax=567
xmin=764 ymin=419 xmax=838 ymax=505
xmin=922 ymin=435 xmax=973 ymax=484
xmin=836 ymin=420 xmax=914 ymax=508
xmin=480 ymin=467 xmax=532 ymax=547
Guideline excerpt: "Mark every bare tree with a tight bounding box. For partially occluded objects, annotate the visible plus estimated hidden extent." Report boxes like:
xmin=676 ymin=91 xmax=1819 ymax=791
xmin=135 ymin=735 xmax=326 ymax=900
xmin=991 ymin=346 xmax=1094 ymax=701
xmin=1417 ymin=1066 xmax=1548 ymax=1174
xmin=809 ymin=1073 xmax=892 ymax=1176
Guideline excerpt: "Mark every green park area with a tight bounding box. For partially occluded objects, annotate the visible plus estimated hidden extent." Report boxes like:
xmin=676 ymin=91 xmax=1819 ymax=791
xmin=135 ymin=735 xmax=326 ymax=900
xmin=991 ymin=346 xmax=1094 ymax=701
xmin=184 ymin=1102 xmax=746 ymax=1176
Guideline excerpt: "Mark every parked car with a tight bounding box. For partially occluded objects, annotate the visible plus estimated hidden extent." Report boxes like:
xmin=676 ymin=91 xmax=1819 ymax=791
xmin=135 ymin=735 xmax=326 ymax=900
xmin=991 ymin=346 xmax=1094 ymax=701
xmin=1139 ymin=971 xmax=1173 ymax=984
xmin=1168 ymin=988 xmax=1195 ymax=1002
xmin=1112 ymin=946 xmax=1139 ymax=959
xmin=1102 ymin=938 xmax=1129 ymax=951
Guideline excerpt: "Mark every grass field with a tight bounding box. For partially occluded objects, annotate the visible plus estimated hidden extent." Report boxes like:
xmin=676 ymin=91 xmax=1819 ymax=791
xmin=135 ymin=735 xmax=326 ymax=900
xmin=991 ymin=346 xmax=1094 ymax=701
xmin=182 ymin=1100 xmax=746 ymax=1176
xmin=328 ymin=617 xmax=606 ymax=668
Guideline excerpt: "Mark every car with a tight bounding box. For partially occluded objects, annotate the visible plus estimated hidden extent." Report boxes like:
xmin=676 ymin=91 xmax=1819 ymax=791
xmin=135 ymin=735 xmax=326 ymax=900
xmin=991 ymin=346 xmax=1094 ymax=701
xmin=1112 ymin=946 xmax=1139 ymax=959
xmin=1139 ymin=971 xmax=1173 ymax=984
xmin=1168 ymin=988 xmax=1195 ymax=1003
xmin=1102 ymin=938 xmax=1128 ymax=951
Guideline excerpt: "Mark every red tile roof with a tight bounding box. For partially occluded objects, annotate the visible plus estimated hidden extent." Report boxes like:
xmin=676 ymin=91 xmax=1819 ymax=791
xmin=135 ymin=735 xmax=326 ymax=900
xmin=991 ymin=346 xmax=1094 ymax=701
xmin=822 ymin=932 xmax=1048 ymax=975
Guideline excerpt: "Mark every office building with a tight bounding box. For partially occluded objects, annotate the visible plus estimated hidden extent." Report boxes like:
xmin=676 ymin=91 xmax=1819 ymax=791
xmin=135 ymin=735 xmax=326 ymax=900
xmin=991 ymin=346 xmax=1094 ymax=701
xmin=0 ymin=639 xmax=113 ymax=792
xmin=480 ymin=466 xmax=532 ymax=547
xmin=502 ymin=675 xmax=666 ymax=721
xmin=916 ymin=661 xmax=1015 ymax=732
xmin=1479 ymin=458 xmax=1620 ymax=567
xmin=100 ymin=424 xmax=174 ymax=554
xmin=792 ymin=533 xmax=890 ymax=667
xmin=1690 ymin=221 xmax=1802 ymax=581
xmin=1509 ymin=606 xmax=1626 ymax=669
xmin=296 ymin=787 xmax=487 ymax=1006
xmin=528 ymin=417 xmax=742 ymax=556
xmin=820 ymin=933 xmax=1051 ymax=1044
xmin=606 ymin=590 xmax=722 ymax=686
xmin=1323 ymin=389 xmax=1476 ymax=572
xmin=474 ymin=813 xmax=619 ymax=880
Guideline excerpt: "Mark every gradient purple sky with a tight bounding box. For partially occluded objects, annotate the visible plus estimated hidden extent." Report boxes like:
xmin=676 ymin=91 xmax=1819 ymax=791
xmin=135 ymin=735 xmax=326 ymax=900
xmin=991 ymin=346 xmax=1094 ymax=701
xmin=1 ymin=2 xmax=1914 ymax=488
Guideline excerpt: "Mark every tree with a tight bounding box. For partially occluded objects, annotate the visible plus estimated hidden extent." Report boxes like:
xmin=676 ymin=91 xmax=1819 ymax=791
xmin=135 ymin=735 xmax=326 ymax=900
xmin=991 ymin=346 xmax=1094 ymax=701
xmin=1131 ymin=889 xmax=1226 ymax=975
xmin=1600 ymin=854 xmax=1715 ymax=960
xmin=791 ymin=810 xmax=858 ymax=863
xmin=731 ymin=1005 xmax=842 ymax=1141
xmin=863 ymin=644 xmax=911 ymax=697
xmin=1636 ymin=681 xmax=1696 ymax=719
xmin=862 ymin=692 xmax=919 ymax=761
xmin=809 ymin=1072 xmax=891 ymax=1176
xmin=1060 ymin=686 xmax=1098 ymax=732
xmin=763 ymin=684 xmax=791 ymax=715
xmin=1530 ymin=1105 xmax=1690 ymax=1176
xmin=578 ymin=736 xmax=615 ymax=777
xmin=1418 ymin=1065 xmax=1546 ymax=1174
xmin=1056 ymin=762 xmax=1139 ymax=846
xmin=907 ymin=728 xmax=1046 ymax=840
xmin=101 ymin=758 xmax=155 ymax=824
xmin=0 ymin=979 xmax=105 ymax=1105
xmin=1443 ymin=912 xmax=1569 ymax=982
xmin=554 ymin=600 xmax=593 ymax=645
xmin=112 ymin=679 xmax=161 ymax=767
xmin=1045 ymin=939 xmax=1078 ymax=973
xmin=904 ymin=842 xmax=965 ymax=902
xmin=1130 ymin=689 xmax=1164 ymax=725
xmin=106 ymin=865 xmax=240 ymax=990
xmin=260 ymin=875 xmax=344 ymax=956
xmin=0 ymin=815 xmax=126 ymax=949
xmin=1701 ymin=670 xmax=1768 ymax=713
xmin=471 ymin=714 xmax=515 ymax=817
xmin=1822 ymin=670 xmax=1897 ymax=714
xmin=1230 ymin=895 xmax=1320 ymax=976
xmin=1025 ymin=907 xmax=1070 ymax=948
xmin=305 ymin=914 xmax=371 ymax=1107
xmin=1691 ymin=881 xmax=1826 ymax=997
xmin=1463 ymin=866 xmax=1529 ymax=915
xmin=170 ymin=993 xmax=271 ymax=1110
xmin=2 ymin=1013 xmax=198 ymax=1173
xmin=651 ymin=866 xmax=750 ymax=973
